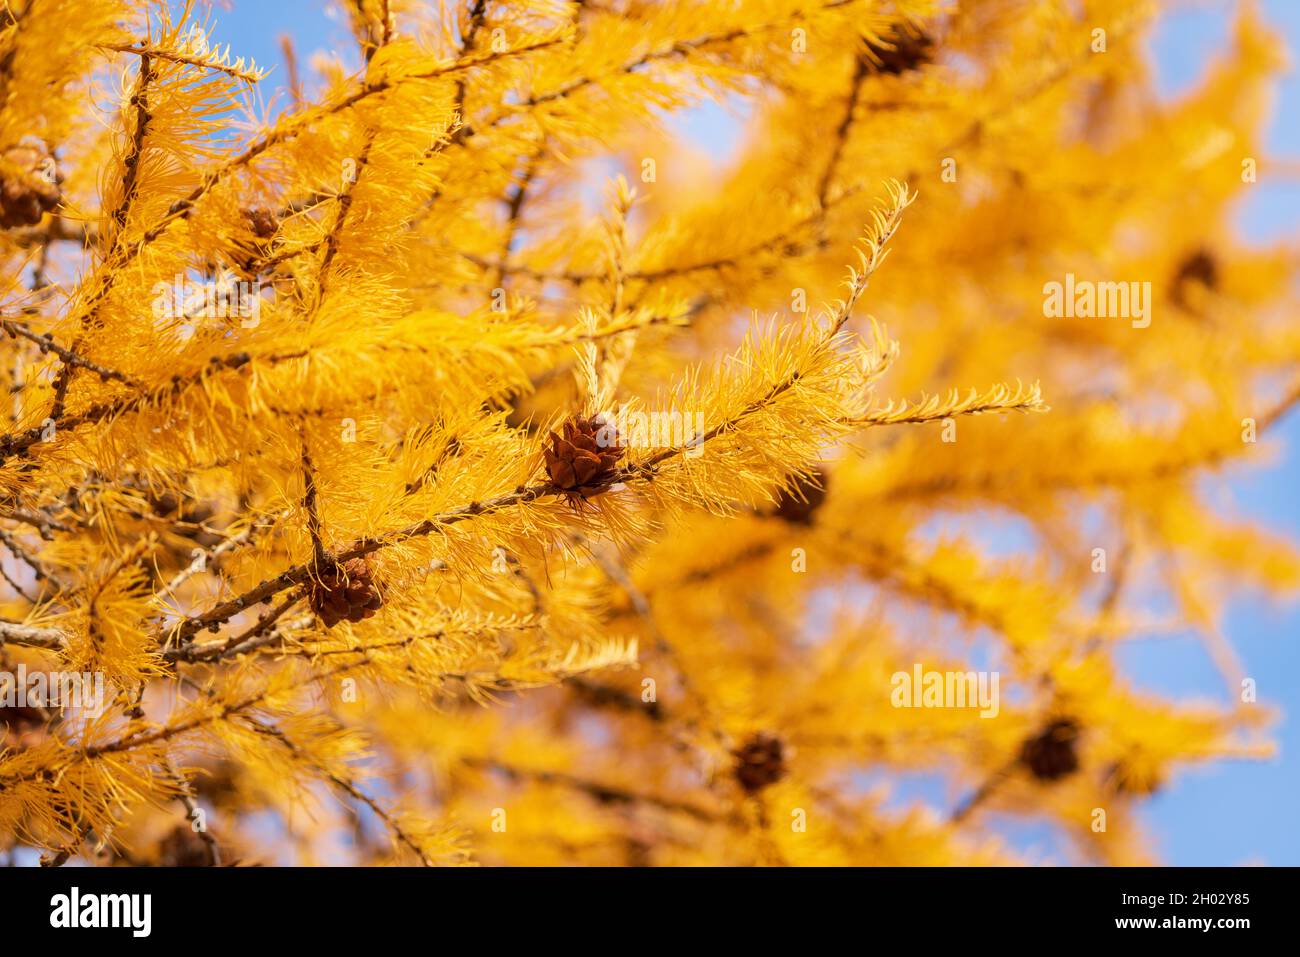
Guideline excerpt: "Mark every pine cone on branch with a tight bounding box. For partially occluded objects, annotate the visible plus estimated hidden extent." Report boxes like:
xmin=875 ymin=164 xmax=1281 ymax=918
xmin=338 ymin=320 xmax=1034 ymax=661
xmin=0 ymin=140 xmax=60 ymax=229
xmin=1171 ymin=248 xmax=1219 ymax=312
xmin=309 ymin=557 xmax=382 ymax=628
xmin=770 ymin=468 xmax=829 ymax=525
xmin=242 ymin=206 xmax=280 ymax=240
xmin=861 ymin=28 xmax=935 ymax=76
xmin=543 ymin=414 xmax=625 ymax=501
xmin=733 ymin=732 xmax=787 ymax=794
xmin=156 ymin=824 xmax=217 ymax=867
xmin=1019 ymin=717 xmax=1081 ymax=782
xmin=0 ymin=704 xmax=58 ymax=751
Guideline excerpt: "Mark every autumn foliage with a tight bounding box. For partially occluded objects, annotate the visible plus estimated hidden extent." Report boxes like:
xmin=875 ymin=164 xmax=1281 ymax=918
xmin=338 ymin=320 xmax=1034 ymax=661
xmin=0 ymin=0 xmax=1297 ymax=866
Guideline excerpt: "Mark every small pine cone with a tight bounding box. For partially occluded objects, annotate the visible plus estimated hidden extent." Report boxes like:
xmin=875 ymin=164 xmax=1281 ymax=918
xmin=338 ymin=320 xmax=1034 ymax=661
xmin=242 ymin=206 xmax=280 ymax=240
xmin=0 ymin=704 xmax=57 ymax=751
xmin=733 ymin=732 xmax=787 ymax=794
xmin=503 ymin=391 xmax=541 ymax=435
xmin=544 ymin=414 xmax=625 ymax=500
xmin=309 ymin=557 xmax=382 ymax=628
xmin=1171 ymin=248 xmax=1218 ymax=312
xmin=770 ymin=468 xmax=828 ymax=525
xmin=194 ymin=761 xmax=240 ymax=807
xmin=1019 ymin=718 xmax=1081 ymax=782
xmin=1174 ymin=249 xmax=1218 ymax=290
xmin=157 ymin=824 xmax=216 ymax=867
xmin=0 ymin=140 xmax=61 ymax=228
xmin=861 ymin=28 xmax=934 ymax=76
xmin=148 ymin=492 xmax=221 ymax=547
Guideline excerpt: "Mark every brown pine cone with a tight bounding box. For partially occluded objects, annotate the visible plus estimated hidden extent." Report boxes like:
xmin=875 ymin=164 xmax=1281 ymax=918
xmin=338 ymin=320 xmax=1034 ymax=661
xmin=309 ymin=557 xmax=382 ymax=627
xmin=157 ymin=824 xmax=216 ymax=867
xmin=1 ymin=704 xmax=57 ymax=751
xmin=148 ymin=492 xmax=222 ymax=546
xmin=0 ymin=140 xmax=60 ymax=229
xmin=733 ymin=732 xmax=787 ymax=794
xmin=242 ymin=206 xmax=280 ymax=240
xmin=1173 ymin=248 xmax=1218 ymax=290
xmin=544 ymin=414 xmax=624 ymax=500
xmin=193 ymin=761 xmax=241 ymax=807
xmin=770 ymin=468 xmax=828 ymax=525
xmin=1170 ymin=248 xmax=1218 ymax=312
xmin=861 ymin=28 xmax=934 ymax=76
xmin=1019 ymin=718 xmax=1081 ymax=782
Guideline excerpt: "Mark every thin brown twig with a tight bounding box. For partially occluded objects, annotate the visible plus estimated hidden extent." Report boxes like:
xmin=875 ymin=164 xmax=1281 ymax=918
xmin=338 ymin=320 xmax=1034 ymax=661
xmin=1 ymin=317 xmax=140 ymax=388
xmin=49 ymin=54 xmax=156 ymax=418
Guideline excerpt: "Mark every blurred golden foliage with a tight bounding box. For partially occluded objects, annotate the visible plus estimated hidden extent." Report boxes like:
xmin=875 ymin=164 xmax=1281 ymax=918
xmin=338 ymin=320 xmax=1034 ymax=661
xmin=0 ymin=0 xmax=1295 ymax=866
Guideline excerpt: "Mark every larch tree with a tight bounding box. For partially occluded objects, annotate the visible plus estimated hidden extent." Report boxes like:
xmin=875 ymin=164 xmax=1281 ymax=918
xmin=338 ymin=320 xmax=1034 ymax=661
xmin=0 ymin=0 xmax=1296 ymax=866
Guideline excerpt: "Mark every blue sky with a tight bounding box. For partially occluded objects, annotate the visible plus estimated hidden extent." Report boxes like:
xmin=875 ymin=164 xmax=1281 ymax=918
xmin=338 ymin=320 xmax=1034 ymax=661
xmin=200 ymin=1 xmax=1300 ymax=865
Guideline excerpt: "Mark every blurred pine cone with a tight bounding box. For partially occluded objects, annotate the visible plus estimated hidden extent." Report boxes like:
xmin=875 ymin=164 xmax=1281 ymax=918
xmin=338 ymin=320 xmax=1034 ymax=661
xmin=157 ymin=824 xmax=216 ymax=867
xmin=770 ymin=468 xmax=828 ymax=525
xmin=861 ymin=28 xmax=934 ymax=76
xmin=1171 ymin=248 xmax=1219 ymax=313
xmin=733 ymin=732 xmax=787 ymax=794
xmin=1173 ymin=248 xmax=1219 ymax=290
xmin=149 ymin=491 xmax=222 ymax=547
xmin=1019 ymin=718 xmax=1081 ymax=782
xmin=0 ymin=140 xmax=60 ymax=228
xmin=0 ymin=704 xmax=57 ymax=751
